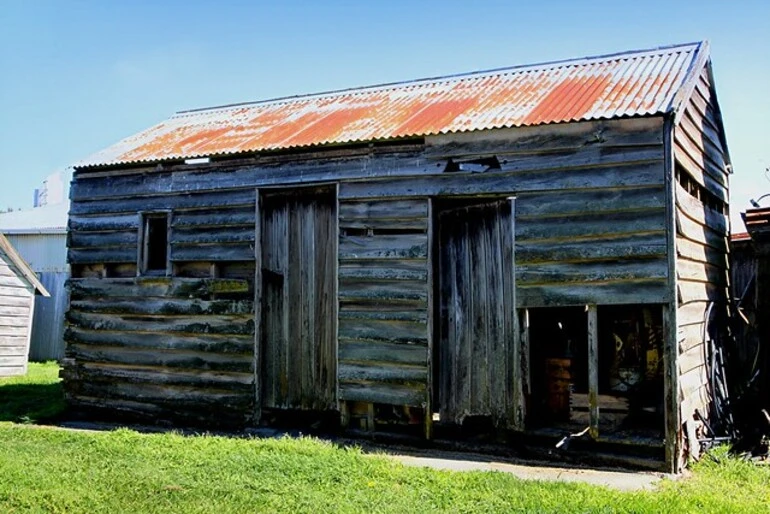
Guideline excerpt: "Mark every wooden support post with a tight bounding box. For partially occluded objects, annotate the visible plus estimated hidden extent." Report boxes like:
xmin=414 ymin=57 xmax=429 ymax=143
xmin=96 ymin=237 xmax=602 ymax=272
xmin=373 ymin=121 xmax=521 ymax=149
xmin=588 ymin=304 xmax=599 ymax=440
xmin=339 ymin=400 xmax=350 ymax=429
xmin=664 ymin=116 xmax=682 ymax=473
xmin=425 ymin=197 xmax=434 ymax=441
xmin=522 ymin=308 xmax=531 ymax=396
xmin=509 ymin=196 xmax=524 ymax=430
xmin=253 ymin=189 xmax=262 ymax=424
xmin=367 ymin=403 xmax=376 ymax=432
xmin=663 ymin=304 xmax=680 ymax=472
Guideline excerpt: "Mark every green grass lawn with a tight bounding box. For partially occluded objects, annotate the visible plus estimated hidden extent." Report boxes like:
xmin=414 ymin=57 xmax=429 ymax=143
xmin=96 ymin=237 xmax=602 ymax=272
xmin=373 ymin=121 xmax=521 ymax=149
xmin=0 ymin=362 xmax=66 ymax=423
xmin=1 ymin=364 xmax=769 ymax=513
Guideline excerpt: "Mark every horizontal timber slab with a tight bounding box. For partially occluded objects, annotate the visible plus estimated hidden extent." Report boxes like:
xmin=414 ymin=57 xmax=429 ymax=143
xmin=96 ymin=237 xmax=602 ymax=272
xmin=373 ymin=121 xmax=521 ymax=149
xmin=676 ymin=238 xmax=728 ymax=269
xmin=0 ymin=277 xmax=27 ymax=289
xmin=338 ymin=309 xmax=427 ymax=322
xmin=172 ymin=208 xmax=256 ymax=229
xmin=0 ymin=356 xmax=27 ymax=367
xmin=339 ymin=278 xmax=428 ymax=302
xmin=676 ymin=258 xmax=726 ymax=285
xmin=0 ymin=345 xmax=27 ymax=357
xmin=170 ymin=243 xmax=255 ymax=262
xmin=425 ymin=117 xmax=664 ymax=158
xmin=68 ymin=214 xmax=140 ymax=232
xmin=340 ymin=161 xmax=664 ymax=199
xmin=69 ymin=363 xmax=253 ymax=390
xmin=516 ymin=185 xmax=666 ymax=219
xmin=69 ymin=230 xmax=138 ymax=248
xmin=339 ymin=341 xmax=427 ymax=366
xmin=67 ymin=380 xmax=252 ymax=408
xmin=67 ymin=311 xmax=254 ymax=336
xmin=65 ymin=327 xmax=253 ymax=354
xmin=676 ymin=209 xmax=728 ymax=252
xmin=0 ymin=326 xmax=29 ymax=337
xmin=339 ymin=234 xmax=428 ymax=259
xmin=516 ymin=232 xmax=666 ymax=264
xmin=170 ymin=227 xmax=255 ymax=245
xmin=70 ymin=189 xmax=256 ymax=216
xmin=339 ymin=260 xmax=428 ymax=281
xmin=339 ymin=199 xmax=428 ymax=220
xmin=675 ymin=183 xmax=728 ymax=234
xmin=70 ymin=298 xmax=254 ymax=316
xmin=339 ymin=318 xmax=428 ymax=344
xmin=68 ymin=247 xmax=137 ymax=264
xmin=517 ymin=258 xmax=667 ymax=286
xmin=518 ymin=279 xmax=669 ymax=308
xmin=71 ymin=152 xmax=438 ymax=201
xmin=677 ymin=280 xmax=727 ymax=304
xmin=67 ymin=344 xmax=253 ymax=373
xmin=68 ymin=278 xmax=250 ymax=299
xmin=339 ymin=382 xmax=426 ymax=407
xmin=338 ymin=363 xmax=427 ymax=385
xmin=516 ymin=208 xmax=665 ymax=242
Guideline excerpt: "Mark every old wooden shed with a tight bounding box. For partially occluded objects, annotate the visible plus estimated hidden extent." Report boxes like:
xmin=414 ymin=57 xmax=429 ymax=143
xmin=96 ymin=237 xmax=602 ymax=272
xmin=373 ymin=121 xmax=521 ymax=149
xmin=0 ymin=233 xmax=50 ymax=376
xmin=63 ymin=41 xmax=732 ymax=472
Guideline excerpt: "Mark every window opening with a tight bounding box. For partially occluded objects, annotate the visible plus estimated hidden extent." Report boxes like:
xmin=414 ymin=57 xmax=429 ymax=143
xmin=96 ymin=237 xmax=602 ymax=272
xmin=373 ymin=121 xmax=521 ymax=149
xmin=141 ymin=213 xmax=169 ymax=275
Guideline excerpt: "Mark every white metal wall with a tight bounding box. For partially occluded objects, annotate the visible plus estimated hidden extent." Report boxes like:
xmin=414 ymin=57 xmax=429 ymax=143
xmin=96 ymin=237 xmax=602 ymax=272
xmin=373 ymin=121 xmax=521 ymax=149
xmin=3 ymin=233 xmax=69 ymax=361
xmin=4 ymin=234 xmax=68 ymax=273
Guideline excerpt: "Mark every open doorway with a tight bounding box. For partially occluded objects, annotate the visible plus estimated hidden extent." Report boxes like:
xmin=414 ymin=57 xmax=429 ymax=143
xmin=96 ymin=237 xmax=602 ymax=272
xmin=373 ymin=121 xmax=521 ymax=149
xmin=597 ymin=305 xmax=664 ymax=440
xmin=526 ymin=307 xmax=589 ymax=432
xmin=526 ymin=304 xmax=664 ymax=443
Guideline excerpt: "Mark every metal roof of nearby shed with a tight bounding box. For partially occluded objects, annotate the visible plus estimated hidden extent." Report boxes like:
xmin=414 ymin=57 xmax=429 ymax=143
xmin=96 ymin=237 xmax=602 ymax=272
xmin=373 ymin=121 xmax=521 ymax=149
xmin=78 ymin=41 xmax=707 ymax=168
xmin=0 ymin=202 xmax=69 ymax=235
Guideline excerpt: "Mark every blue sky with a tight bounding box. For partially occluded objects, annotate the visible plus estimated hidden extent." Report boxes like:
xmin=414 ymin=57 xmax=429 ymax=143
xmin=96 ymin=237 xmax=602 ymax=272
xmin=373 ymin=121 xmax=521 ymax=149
xmin=0 ymin=0 xmax=767 ymax=230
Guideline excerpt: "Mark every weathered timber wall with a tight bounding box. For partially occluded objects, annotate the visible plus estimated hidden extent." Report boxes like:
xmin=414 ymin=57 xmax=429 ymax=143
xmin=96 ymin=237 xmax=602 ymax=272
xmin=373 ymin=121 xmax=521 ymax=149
xmin=673 ymin=63 xmax=730 ymax=429
xmin=338 ymin=198 xmax=430 ymax=408
xmin=62 ymin=278 xmax=255 ymax=426
xmin=0 ymin=251 xmax=35 ymax=377
xmin=424 ymin=116 xmax=669 ymax=308
xmin=66 ymin=116 xmax=671 ymax=424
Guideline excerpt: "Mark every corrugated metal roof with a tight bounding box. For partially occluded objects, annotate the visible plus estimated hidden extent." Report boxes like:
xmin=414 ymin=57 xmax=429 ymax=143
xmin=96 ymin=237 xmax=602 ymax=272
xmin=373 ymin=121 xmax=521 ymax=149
xmin=0 ymin=202 xmax=69 ymax=234
xmin=78 ymin=42 xmax=705 ymax=168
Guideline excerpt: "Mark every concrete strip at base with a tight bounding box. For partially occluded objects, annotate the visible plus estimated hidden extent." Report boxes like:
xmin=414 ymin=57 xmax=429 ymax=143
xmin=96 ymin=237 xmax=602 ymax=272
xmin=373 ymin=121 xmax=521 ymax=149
xmin=387 ymin=455 xmax=671 ymax=491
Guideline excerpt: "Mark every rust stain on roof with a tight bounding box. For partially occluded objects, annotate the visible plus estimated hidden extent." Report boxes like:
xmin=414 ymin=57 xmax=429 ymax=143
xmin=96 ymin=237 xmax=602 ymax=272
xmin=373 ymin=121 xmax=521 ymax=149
xmin=79 ymin=42 xmax=706 ymax=168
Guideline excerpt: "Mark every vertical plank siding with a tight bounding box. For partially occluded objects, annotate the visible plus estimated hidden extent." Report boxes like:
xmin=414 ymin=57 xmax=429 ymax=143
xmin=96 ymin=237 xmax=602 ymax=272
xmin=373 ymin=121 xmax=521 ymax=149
xmin=259 ymin=189 xmax=337 ymax=411
xmin=673 ymin=63 xmax=730 ymax=435
xmin=437 ymin=201 xmax=515 ymax=425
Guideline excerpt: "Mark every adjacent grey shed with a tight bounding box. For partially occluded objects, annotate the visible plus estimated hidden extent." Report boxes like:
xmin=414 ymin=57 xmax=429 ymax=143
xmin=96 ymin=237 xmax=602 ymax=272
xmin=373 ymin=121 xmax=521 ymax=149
xmin=0 ymin=233 xmax=50 ymax=376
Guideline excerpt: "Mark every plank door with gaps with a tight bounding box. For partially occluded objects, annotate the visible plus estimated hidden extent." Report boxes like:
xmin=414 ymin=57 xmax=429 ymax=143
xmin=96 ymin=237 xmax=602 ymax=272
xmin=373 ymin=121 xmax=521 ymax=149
xmin=259 ymin=186 xmax=337 ymax=412
xmin=436 ymin=199 xmax=516 ymax=426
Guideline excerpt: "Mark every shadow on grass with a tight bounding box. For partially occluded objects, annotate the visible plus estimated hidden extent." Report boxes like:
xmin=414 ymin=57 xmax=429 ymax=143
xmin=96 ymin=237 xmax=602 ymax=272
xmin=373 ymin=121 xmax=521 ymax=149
xmin=0 ymin=381 xmax=66 ymax=424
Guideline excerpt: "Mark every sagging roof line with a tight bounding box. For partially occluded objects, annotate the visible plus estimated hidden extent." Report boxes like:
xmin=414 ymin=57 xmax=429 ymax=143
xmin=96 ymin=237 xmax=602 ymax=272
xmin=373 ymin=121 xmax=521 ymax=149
xmin=178 ymin=41 xmax=704 ymax=116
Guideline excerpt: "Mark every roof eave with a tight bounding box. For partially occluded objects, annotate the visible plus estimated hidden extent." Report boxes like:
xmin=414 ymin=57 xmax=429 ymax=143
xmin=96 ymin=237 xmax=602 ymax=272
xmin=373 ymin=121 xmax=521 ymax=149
xmin=0 ymin=234 xmax=50 ymax=297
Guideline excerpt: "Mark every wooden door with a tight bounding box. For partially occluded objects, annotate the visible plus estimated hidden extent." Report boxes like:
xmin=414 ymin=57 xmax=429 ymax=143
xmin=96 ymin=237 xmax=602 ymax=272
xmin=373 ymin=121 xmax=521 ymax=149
xmin=437 ymin=200 xmax=515 ymax=426
xmin=259 ymin=187 xmax=337 ymax=411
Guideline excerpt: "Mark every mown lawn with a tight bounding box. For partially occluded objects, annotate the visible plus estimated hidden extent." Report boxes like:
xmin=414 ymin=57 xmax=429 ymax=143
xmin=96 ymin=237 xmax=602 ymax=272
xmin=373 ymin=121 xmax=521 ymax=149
xmin=1 ymin=364 xmax=769 ymax=513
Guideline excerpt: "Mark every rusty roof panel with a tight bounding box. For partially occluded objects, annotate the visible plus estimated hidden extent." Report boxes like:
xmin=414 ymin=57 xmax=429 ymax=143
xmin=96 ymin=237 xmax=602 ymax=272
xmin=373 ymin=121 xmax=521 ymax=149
xmin=78 ymin=42 xmax=705 ymax=168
